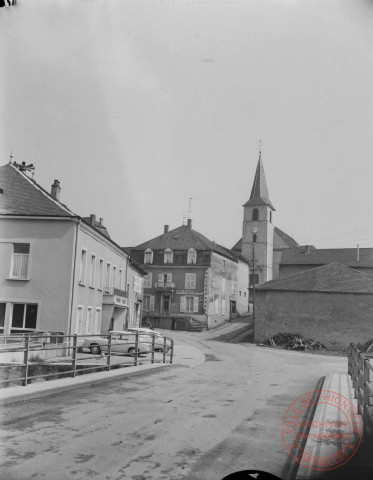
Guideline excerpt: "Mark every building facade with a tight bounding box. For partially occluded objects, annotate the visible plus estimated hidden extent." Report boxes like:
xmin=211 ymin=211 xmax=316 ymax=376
xmin=128 ymin=220 xmax=249 ymax=330
xmin=0 ymin=162 xmax=145 ymax=336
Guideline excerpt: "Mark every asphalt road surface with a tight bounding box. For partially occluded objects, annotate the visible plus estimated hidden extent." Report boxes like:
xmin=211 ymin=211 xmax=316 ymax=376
xmin=0 ymin=319 xmax=347 ymax=480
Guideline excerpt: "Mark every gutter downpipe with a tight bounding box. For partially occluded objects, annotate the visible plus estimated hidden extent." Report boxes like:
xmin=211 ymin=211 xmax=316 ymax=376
xmin=68 ymin=218 xmax=81 ymax=339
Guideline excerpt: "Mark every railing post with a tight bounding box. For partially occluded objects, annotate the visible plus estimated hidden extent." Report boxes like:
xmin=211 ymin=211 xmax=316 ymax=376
xmin=363 ymin=358 xmax=370 ymax=432
xmin=134 ymin=331 xmax=139 ymax=366
xmin=162 ymin=337 xmax=167 ymax=363
xmin=22 ymin=335 xmax=30 ymax=386
xmin=72 ymin=334 xmax=77 ymax=377
xmin=170 ymin=339 xmax=174 ymax=364
xmin=107 ymin=334 xmax=112 ymax=371
xmin=151 ymin=334 xmax=155 ymax=364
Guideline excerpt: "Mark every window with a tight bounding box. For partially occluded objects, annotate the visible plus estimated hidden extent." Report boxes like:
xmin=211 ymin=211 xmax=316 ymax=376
xmin=89 ymin=254 xmax=96 ymax=288
xmin=222 ymin=299 xmax=226 ymax=315
xmin=119 ymin=268 xmax=123 ymax=290
xmin=86 ymin=307 xmax=93 ymax=334
xmin=253 ymin=234 xmax=257 ymax=243
xmin=143 ymin=295 xmax=155 ymax=311
xmin=222 ymin=277 xmax=226 ymax=292
xmin=187 ymin=248 xmax=197 ymax=265
xmin=79 ymin=249 xmax=87 ymax=285
xmin=250 ymin=273 xmax=260 ymax=285
xmin=76 ymin=306 xmax=84 ymax=334
xmin=158 ymin=273 xmax=172 ymax=286
xmin=144 ymin=273 xmax=153 ymax=288
xmin=180 ymin=296 xmax=198 ymax=313
xmin=98 ymin=258 xmax=104 ymax=290
xmin=185 ymin=273 xmax=196 ymax=289
xmin=0 ymin=303 xmax=5 ymax=333
xmin=11 ymin=303 xmax=38 ymax=331
xmin=95 ymin=308 xmax=102 ymax=333
xmin=164 ymin=248 xmax=173 ymax=264
xmin=214 ymin=298 xmax=220 ymax=315
xmin=252 ymin=209 xmax=259 ymax=221
xmin=105 ymin=262 xmax=111 ymax=291
xmin=134 ymin=275 xmax=142 ymax=293
xmin=113 ymin=266 xmax=117 ymax=289
xmin=270 ymin=211 xmax=272 ymax=223
xmin=11 ymin=243 xmax=30 ymax=279
xmin=144 ymin=249 xmax=153 ymax=264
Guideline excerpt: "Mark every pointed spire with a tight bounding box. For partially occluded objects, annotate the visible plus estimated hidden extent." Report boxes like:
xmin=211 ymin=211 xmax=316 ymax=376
xmin=244 ymin=150 xmax=275 ymax=210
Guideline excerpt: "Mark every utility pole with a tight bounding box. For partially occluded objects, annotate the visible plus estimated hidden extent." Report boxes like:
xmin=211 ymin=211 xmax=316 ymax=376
xmin=252 ymin=242 xmax=256 ymax=343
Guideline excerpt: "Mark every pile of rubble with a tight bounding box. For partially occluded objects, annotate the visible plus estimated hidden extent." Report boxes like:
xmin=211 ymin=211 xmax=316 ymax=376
xmin=263 ymin=332 xmax=326 ymax=351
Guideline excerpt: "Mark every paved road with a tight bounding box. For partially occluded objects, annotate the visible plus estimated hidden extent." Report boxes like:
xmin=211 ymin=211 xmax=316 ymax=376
xmin=0 ymin=321 xmax=347 ymax=480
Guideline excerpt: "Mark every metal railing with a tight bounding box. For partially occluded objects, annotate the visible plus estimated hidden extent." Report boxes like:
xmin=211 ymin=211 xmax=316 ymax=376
xmin=0 ymin=331 xmax=174 ymax=388
xmin=348 ymin=344 xmax=373 ymax=436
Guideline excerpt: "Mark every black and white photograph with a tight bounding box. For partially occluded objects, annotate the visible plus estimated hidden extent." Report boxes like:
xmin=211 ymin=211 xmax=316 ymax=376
xmin=0 ymin=1 xmax=373 ymax=479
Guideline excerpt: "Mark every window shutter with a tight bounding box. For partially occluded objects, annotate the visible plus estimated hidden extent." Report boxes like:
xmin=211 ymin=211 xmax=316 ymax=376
xmin=180 ymin=296 xmax=186 ymax=312
xmin=192 ymin=273 xmax=196 ymax=288
xmin=150 ymin=295 xmax=155 ymax=310
xmin=158 ymin=273 xmax=163 ymax=283
xmin=185 ymin=273 xmax=189 ymax=289
xmin=193 ymin=297 xmax=199 ymax=313
xmin=167 ymin=273 xmax=172 ymax=282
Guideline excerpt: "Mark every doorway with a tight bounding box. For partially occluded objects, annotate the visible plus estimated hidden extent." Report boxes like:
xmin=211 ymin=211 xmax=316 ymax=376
xmin=162 ymin=295 xmax=171 ymax=316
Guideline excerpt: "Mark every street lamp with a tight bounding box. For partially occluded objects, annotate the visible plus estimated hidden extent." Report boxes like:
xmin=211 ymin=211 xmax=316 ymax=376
xmin=251 ymin=226 xmax=257 ymax=343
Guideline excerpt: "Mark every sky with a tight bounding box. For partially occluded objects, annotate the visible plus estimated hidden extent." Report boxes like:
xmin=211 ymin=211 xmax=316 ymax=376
xmin=1 ymin=0 xmax=372 ymax=249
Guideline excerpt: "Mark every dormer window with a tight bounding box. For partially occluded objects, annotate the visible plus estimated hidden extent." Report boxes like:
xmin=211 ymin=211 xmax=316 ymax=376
xmin=164 ymin=248 xmax=173 ymax=264
xmin=144 ymin=248 xmax=153 ymax=264
xmin=187 ymin=248 xmax=197 ymax=265
xmin=252 ymin=209 xmax=259 ymax=221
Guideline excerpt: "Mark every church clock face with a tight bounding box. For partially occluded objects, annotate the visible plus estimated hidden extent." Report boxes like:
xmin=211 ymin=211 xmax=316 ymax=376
xmin=251 ymin=226 xmax=258 ymax=233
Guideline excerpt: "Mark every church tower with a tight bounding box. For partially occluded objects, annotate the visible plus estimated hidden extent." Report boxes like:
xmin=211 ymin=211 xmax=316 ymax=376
xmin=242 ymin=150 xmax=275 ymax=284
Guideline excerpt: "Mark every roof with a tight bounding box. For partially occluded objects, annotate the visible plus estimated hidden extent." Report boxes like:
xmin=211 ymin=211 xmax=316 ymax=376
xmin=280 ymin=247 xmax=373 ymax=268
xmin=0 ymin=162 xmax=129 ymax=257
xmin=0 ymin=162 xmax=75 ymax=217
xmin=274 ymin=227 xmax=299 ymax=249
xmin=132 ymin=224 xmax=238 ymax=261
xmin=243 ymin=153 xmax=275 ymax=210
xmin=231 ymin=226 xmax=299 ymax=252
xmin=256 ymin=263 xmax=373 ymax=294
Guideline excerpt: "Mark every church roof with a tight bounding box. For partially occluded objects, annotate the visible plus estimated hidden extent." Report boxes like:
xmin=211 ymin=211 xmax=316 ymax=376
xmin=280 ymin=247 xmax=373 ymax=269
xmin=257 ymin=262 xmax=373 ymax=294
xmin=231 ymin=226 xmax=298 ymax=252
xmin=243 ymin=153 xmax=275 ymax=210
xmin=132 ymin=223 xmax=240 ymax=262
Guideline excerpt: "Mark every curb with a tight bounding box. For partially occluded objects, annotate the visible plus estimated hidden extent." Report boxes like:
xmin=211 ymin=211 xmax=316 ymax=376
xmin=0 ymin=363 xmax=185 ymax=406
xmin=281 ymin=376 xmax=326 ymax=480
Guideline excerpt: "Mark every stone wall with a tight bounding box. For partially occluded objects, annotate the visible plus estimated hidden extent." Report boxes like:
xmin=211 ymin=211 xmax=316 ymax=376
xmin=255 ymin=290 xmax=373 ymax=350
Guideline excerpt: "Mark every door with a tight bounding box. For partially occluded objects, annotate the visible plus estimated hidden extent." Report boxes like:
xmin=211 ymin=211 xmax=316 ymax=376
xmin=162 ymin=295 xmax=170 ymax=316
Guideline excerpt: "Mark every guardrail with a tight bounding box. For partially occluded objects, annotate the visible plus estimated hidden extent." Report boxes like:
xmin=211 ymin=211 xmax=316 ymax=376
xmin=348 ymin=344 xmax=373 ymax=436
xmin=0 ymin=331 xmax=174 ymax=388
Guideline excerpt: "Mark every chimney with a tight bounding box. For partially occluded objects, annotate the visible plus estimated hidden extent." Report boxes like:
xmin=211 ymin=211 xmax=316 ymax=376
xmin=89 ymin=214 xmax=96 ymax=226
xmin=99 ymin=218 xmax=103 ymax=224
xmin=51 ymin=180 xmax=61 ymax=201
xmin=357 ymin=244 xmax=360 ymax=261
xmin=187 ymin=218 xmax=192 ymax=229
xmin=164 ymin=225 xmax=169 ymax=234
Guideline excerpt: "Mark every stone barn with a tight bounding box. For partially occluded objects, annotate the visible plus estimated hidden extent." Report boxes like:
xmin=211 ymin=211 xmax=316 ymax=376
xmin=255 ymin=263 xmax=373 ymax=351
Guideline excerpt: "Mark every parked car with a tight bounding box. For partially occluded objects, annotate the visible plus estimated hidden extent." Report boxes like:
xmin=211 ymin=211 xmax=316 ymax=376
xmin=83 ymin=331 xmax=152 ymax=355
xmin=127 ymin=328 xmax=173 ymax=353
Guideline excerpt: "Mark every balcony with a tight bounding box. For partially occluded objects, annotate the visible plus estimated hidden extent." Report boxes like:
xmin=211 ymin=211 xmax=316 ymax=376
xmin=154 ymin=282 xmax=176 ymax=291
xmin=103 ymin=286 xmax=128 ymax=308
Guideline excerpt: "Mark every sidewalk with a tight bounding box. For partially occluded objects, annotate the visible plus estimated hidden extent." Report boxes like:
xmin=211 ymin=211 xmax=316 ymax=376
xmin=0 ymin=341 xmax=205 ymax=405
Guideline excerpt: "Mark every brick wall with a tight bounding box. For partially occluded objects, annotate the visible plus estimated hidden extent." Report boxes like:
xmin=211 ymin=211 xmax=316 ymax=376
xmin=255 ymin=290 xmax=373 ymax=350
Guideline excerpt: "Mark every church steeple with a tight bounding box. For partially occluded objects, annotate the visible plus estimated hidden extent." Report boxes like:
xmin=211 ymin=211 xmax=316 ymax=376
xmin=244 ymin=152 xmax=275 ymax=210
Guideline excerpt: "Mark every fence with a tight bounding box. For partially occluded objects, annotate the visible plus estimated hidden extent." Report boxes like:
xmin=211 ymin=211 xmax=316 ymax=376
xmin=0 ymin=331 xmax=174 ymax=388
xmin=348 ymin=344 xmax=373 ymax=436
